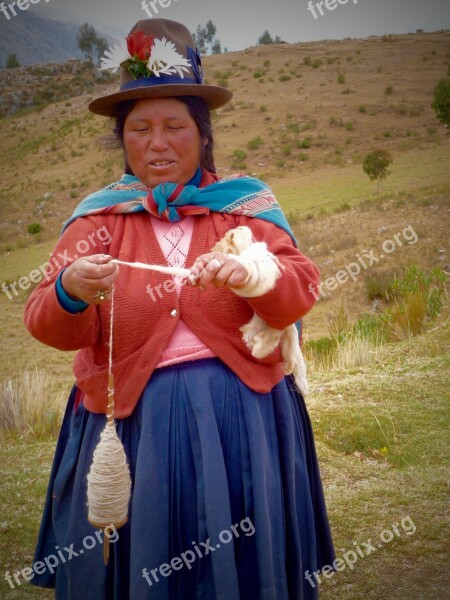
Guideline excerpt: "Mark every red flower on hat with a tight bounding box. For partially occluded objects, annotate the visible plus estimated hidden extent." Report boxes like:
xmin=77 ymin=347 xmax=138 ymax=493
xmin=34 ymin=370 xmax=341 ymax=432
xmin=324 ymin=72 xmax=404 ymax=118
xmin=126 ymin=30 xmax=155 ymax=61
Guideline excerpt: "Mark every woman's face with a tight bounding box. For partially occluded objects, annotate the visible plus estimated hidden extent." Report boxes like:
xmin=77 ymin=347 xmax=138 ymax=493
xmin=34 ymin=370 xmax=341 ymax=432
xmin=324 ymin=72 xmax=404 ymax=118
xmin=123 ymin=98 xmax=206 ymax=188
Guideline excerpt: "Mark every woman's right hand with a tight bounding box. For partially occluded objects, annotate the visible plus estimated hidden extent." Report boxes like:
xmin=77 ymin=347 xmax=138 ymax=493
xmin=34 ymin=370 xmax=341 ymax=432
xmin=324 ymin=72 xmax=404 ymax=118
xmin=61 ymin=254 xmax=119 ymax=305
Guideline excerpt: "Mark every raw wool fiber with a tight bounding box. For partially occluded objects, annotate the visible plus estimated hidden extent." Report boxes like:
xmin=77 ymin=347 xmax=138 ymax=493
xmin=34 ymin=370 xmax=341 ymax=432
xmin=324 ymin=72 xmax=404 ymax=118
xmin=212 ymin=226 xmax=309 ymax=396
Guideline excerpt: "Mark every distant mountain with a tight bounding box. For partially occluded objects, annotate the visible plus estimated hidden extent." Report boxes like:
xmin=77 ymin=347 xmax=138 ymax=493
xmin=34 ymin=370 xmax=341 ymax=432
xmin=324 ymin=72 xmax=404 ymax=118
xmin=29 ymin=3 xmax=126 ymax=42
xmin=0 ymin=10 xmax=115 ymax=67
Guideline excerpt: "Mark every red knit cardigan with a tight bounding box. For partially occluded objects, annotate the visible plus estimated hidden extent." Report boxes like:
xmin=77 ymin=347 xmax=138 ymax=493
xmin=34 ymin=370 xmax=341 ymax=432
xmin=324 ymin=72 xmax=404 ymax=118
xmin=24 ymin=171 xmax=320 ymax=417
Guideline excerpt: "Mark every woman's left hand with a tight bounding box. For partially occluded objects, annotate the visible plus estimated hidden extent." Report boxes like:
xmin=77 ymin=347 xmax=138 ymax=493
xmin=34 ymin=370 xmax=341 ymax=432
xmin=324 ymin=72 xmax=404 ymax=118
xmin=189 ymin=252 xmax=249 ymax=290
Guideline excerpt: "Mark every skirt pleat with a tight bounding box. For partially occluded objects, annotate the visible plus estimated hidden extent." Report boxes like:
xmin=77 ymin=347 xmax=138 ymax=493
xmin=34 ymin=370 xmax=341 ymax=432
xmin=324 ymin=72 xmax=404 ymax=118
xmin=30 ymin=357 xmax=334 ymax=599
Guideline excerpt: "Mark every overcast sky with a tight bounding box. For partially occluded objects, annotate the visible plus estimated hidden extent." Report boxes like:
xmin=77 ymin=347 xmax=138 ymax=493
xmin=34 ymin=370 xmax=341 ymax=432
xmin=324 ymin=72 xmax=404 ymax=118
xmin=29 ymin=0 xmax=450 ymax=50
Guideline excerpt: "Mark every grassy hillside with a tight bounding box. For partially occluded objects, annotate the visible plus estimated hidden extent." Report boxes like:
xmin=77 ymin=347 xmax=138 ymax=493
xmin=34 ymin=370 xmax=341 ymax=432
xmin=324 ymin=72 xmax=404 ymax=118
xmin=0 ymin=31 xmax=449 ymax=248
xmin=1 ymin=31 xmax=448 ymax=337
xmin=0 ymin=31 xmax=449 ymax=600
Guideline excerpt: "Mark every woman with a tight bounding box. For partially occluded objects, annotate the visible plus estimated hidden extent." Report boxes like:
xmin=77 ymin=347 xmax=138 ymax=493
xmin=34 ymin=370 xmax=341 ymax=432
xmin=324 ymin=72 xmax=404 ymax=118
xmin=24 ymin=18 xmax=334 ymax=600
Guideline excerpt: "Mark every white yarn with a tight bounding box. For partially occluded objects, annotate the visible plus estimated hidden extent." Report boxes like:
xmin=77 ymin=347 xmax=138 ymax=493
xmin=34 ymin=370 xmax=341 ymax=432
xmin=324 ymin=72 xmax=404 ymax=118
xmin=87 ymin=421 xmax=131 ymax=527
xmin=86 ymin=282 xmax=132 ymax=564
xmin=112 ymin=259 xmax=192 ymax=279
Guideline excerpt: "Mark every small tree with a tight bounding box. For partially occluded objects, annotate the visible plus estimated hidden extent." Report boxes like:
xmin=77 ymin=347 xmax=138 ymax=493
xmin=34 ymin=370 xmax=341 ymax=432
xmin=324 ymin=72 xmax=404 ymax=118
xmin=363 ymin=148 xmax=393 ymax=194
xmin=258 ymin=30 xmax=273 ymax=45
xmin=211 ymin=40 xmax=222 ymax=55
xmin=432 ymin=78 xmax=450 ymax=128
xmin=204 ymin=20 xmax=217 ymax=46
xmin=258 ymin=31 xmax=282 ymax=45
xmin=192 ymin=21 xmax=221 ymax=55
xmin=6 ymin=53 xmax=20 ymax=68
xmin=77 ymin=23 xmax=108 ymax=65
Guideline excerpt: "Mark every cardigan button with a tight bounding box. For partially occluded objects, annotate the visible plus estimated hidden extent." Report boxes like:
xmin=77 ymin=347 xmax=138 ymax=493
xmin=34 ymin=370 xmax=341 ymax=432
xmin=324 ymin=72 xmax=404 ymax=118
xmin=170 ymin=309 xmax=178 ymax=317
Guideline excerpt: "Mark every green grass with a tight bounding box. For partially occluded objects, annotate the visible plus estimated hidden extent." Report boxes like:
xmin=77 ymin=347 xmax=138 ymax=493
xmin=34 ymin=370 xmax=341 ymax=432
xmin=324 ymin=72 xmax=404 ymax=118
xmin=0 ymin=323 xmax=448 ymax=599
xmin=0 ymin=241 xmax=75 ymax=386
xmin=0 ymin=242 xmax=54 ymax=282
xmin=310 ymin=322 xmax=450 ymax=598
xmin=271 ymin=145 xmax=450 ymax=215
xmin=0 ymin=441 xmax=55 ymax=599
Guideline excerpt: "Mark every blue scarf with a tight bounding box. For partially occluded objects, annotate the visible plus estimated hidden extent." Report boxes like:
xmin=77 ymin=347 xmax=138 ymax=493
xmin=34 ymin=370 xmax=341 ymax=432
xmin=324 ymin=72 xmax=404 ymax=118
xmin=62 ymin=172 xmax=297 ymax=247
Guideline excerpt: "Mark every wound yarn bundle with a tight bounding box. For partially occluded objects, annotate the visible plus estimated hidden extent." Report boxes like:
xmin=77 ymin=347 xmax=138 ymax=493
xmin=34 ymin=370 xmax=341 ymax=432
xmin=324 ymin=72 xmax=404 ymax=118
xmin=86 ymin=260 xmax=192 ymax=565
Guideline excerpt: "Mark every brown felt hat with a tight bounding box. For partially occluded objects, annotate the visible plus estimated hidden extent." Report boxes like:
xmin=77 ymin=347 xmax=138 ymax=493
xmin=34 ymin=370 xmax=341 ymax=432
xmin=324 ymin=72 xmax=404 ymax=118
xmin=89 ymin=18 xmax=233 ymax=116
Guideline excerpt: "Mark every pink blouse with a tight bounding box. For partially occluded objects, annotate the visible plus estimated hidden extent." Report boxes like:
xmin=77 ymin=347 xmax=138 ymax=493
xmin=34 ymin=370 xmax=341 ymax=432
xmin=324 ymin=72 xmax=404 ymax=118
xmin=150 ymin=216 xmax=216 ymax=368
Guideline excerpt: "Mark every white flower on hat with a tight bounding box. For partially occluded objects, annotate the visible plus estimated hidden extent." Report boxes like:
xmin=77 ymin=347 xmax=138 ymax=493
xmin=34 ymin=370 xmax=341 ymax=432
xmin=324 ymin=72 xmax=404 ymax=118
xmin=99 ymin=39 xmax=131 ymax=73
xmin=148 ymin=37 xmax=191 ymax=78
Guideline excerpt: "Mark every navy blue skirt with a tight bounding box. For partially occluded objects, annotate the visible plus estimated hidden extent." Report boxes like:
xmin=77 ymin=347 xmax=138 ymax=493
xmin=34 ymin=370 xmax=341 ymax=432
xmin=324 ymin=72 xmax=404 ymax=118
xmin=31 ymin=358 xmax=334 ymax=599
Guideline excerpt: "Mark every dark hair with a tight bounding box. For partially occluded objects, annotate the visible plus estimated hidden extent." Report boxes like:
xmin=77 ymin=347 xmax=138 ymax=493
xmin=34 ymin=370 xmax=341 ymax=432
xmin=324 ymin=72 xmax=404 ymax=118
xmin=112 ymin=96 xmax=216 ymax=175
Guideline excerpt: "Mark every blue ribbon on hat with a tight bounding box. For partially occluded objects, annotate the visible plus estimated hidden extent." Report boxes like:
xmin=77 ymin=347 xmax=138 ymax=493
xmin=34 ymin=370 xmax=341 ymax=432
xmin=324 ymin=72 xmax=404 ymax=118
xmin=121 ymin=75 xmax=200 ymax=90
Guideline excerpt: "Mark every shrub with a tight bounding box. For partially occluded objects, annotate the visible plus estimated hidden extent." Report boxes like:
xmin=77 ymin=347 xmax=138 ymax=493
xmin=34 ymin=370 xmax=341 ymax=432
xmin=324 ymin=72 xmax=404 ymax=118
xmin=303 ymin=337 xmax=337 ymax=372
xmin=6 ymin=53 xmax=20 ymax=68
xmin=286 ymin=210 xmax=300 ymax=227
xmin=381 ymin=266 xmax=447 ymax=340
xmin=247 ymin=136 xmax=264 ymax=150
xmin=231 ymin=149 xmax=247 ymax=169
xmin=298 ymin=137 xmax=312 ymax=148
xmin=388 ymin=266 xmax=447 ymax=317
xmin=337 ymin=73 xmax=346 ymax=84
xmin=233 ymin=150 xmax=247 ymax=160
xmin=27 ymin=223 xmax=42 ymax=234
xmin=365 ymin=272 xmax=395 ymax=301
xmin=0 ymin=368 xmax=69 ymax=437
xmin=336 ymin=201 xmax=351 ymax=212
xmin=358 ymin=104 xmax=366 ymax=113
xmin=232 ymin=149 xmax=247 ymax=161
xmin=286 ymin=122 xmax=300 ymax=133
xmin=432 ymin=78 xmax=450 ymax=127
xmin=384 ymin=85 xmax=394 ymax=96
xmin=279 ymin=74 xmax=291 ymax=82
